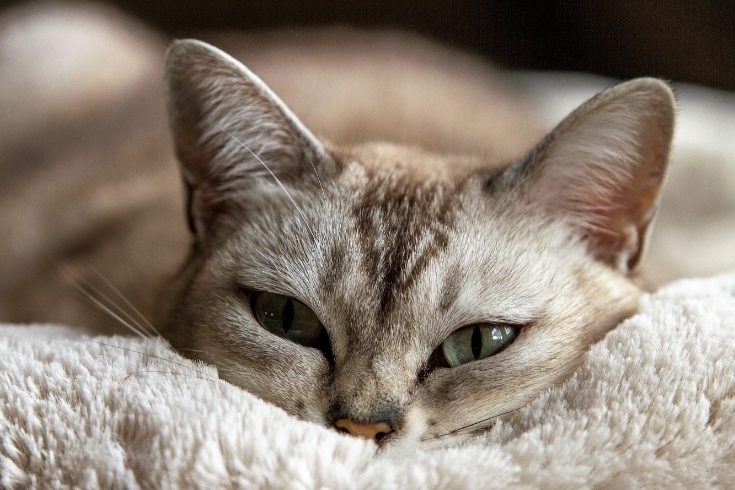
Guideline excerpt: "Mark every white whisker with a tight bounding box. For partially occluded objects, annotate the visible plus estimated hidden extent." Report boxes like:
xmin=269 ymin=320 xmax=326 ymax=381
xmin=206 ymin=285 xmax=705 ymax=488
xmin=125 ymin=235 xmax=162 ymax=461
xmin=83 ymin=338 xmax=211 ymax=376
xmin=88 ymin=268 xmax=161 ymax=337
xmin=122 ymin=370 xmax=218 ymax=383
xmin=76 ymin=280 xmax=150 ymax=337
xmin=77 ymin=288 xmax=149 ymax=339
xmin=223 ymin=130 xmax=319 ymax=247
xmin=55 ymin=265 xmax=151 ymax=338
xmin=47 ymin=327 xmax=220 ymax=383
xmin=424 ymin=407 xmax=518 ymax=442
xmin=285 ymin=126 xmax=327 ymax=201
xmin=491 ymin=173 xmax=532 ymax=216
xmin=206 ymin=356 xmax=256 ymax=380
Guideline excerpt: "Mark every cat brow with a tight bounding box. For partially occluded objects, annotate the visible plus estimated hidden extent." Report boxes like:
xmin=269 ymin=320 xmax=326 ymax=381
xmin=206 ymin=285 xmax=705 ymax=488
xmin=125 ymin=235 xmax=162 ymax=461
xmin=223 ymin=130 xmax=319 ymax=247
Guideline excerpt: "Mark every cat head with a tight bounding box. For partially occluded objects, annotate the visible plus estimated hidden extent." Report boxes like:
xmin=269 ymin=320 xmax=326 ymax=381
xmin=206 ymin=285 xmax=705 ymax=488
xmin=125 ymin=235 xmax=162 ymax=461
xmin=159 ymin=39 xmax=675 ymax=447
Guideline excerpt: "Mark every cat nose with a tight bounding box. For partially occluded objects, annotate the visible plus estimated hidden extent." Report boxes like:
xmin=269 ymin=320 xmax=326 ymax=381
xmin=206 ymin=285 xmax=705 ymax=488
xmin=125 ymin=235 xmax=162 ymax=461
xmin=334 ymin=418 xmax=393 ymax=441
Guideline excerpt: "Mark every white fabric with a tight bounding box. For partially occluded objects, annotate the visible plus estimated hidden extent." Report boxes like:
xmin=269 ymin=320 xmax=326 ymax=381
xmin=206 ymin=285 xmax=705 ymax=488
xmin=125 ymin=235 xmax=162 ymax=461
xmin=2 ymin=273 xmax=734 ymax=489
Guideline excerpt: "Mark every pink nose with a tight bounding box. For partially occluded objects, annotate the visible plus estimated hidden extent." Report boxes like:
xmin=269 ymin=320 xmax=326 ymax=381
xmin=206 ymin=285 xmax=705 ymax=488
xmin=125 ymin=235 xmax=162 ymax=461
xmin=334 ymin=418 xmax=393 ymax=440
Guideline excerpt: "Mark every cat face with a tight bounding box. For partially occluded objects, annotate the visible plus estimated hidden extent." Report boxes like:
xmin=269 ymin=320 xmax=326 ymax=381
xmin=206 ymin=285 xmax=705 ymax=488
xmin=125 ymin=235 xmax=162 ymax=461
xmin=158 ymin=40 xmax=675 ymax=447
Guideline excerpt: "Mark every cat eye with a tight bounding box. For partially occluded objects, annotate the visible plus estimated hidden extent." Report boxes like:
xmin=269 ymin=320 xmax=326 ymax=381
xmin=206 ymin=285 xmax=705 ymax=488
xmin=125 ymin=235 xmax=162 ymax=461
xmin=440 ymin=324 xmax=518 ymax=367
xmin=251 ymin=291 xmax=328 ymax=349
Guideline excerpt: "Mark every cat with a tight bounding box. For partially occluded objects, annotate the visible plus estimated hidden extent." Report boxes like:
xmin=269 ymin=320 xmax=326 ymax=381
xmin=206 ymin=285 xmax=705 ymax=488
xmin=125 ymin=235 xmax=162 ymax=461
xmin=0 ymin=4 xmax=677 ymax=447
xmin=155 ymin=39 xmax=674 ymax=446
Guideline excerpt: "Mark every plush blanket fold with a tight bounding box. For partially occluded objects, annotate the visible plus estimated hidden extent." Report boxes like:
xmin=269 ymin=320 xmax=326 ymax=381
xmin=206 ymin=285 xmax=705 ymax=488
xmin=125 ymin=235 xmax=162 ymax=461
xmin=1 ymin=273 xmax=734 ymax=489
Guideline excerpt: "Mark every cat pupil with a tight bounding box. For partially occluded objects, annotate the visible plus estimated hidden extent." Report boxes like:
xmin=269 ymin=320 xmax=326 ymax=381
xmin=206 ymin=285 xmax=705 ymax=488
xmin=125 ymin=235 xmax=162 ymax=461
xmin=471 ymin=326 xmax=482 ymax=359
xmin=282 ymin=299 xmax=294 ymax=333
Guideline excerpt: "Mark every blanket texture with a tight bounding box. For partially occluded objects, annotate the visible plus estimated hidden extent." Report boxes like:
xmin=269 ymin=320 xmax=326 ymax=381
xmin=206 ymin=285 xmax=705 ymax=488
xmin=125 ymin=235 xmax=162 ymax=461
xmin=2 ymin=273 xmax=734 ymax=489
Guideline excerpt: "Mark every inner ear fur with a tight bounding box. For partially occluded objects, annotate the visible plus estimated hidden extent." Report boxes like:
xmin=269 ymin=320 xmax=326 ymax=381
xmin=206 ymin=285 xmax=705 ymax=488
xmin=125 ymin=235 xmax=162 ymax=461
xmin=164 ymin=39 xmax=333 ymax=243
xmin=500 ymin=78 xmax=676 ymax=272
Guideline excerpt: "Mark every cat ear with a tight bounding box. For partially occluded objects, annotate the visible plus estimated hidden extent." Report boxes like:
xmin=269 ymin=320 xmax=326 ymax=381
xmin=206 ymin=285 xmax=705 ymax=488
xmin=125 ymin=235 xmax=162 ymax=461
xmin=496 ymin=78 xmax=675 ymax=272
xmin=164 ymin=39 xmax=333 ymax=243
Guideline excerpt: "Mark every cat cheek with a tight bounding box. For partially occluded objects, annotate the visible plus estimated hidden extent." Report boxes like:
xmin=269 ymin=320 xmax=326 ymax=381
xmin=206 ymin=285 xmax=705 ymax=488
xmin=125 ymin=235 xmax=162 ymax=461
xmin=394 ymin=404 xmax=431 ymax=445
xmin=294 ymin=398 xmax=330 ymax=426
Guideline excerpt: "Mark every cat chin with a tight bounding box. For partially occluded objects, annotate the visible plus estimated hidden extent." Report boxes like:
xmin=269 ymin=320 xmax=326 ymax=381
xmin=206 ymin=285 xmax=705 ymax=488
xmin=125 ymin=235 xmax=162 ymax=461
xmin=386 ymin=403 xmax=474 ymax=449
xmin=395 ymin=404 xmax=431 ymax=446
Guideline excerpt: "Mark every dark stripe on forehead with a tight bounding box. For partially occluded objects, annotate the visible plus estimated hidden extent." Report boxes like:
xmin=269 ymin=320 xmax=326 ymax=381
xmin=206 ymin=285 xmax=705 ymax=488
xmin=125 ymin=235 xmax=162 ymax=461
xmin=353 ymin=176 xmax=456 ymax=316
xmin=439 ymin=263 xmax=462 ymax=312
xmin=319 ymin=242 xmax=347 ymax=295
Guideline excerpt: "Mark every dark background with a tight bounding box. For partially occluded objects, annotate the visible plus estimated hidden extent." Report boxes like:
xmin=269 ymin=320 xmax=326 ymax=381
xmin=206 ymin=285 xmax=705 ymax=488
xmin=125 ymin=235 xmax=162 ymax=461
xmin=3 ymin=0 xmax=735 ymax=90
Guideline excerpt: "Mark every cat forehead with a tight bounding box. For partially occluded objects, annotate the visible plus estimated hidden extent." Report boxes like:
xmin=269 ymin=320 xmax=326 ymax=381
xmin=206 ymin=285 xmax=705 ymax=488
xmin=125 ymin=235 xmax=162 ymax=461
xmin=326 ymin=142 xmax=498 ymax=234
xmin=339 ymin=142 xmax=491 ymax=182
xmin=212 ymin=140 xmax=590 ymax=328
xmin=221 ymin=158 xmax=572 ymax=324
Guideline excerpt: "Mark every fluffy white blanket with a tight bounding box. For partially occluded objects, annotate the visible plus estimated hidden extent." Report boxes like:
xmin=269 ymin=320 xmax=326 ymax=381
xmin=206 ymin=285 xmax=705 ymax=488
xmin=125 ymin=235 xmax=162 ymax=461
xmin=2 ymin=273 xmax=734 ymax=489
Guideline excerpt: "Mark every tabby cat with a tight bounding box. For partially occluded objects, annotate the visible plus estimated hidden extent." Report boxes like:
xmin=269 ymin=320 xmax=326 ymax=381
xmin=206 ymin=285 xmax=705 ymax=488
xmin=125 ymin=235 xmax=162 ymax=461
xmin=156 ymin=39 xmax=674 ymax=446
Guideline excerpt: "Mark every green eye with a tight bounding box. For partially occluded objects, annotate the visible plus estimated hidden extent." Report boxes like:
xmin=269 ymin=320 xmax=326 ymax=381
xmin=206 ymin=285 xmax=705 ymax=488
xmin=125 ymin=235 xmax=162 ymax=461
xmin=440 ymin=324 xmax=518 ymax=367
xmin=252 ymin=292 xmax=325 ymax=347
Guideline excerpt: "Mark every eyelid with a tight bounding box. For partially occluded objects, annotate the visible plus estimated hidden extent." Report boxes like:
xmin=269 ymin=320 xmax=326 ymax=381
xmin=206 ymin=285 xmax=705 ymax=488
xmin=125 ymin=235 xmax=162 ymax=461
xmin=235 ymin=284 xmax=252 ymax=297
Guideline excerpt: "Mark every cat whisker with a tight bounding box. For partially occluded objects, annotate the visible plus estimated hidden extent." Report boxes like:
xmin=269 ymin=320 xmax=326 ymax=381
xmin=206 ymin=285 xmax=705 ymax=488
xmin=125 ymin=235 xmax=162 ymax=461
xmin=223 ymin=130 xmax=319 ymax=247
xmin=175 ymin=347 xmax=245 ymax=376
xmin=491 ymin=173 xmax=532 ymax=216
xmin=82 ymin=291 xmax=149 ymax=338
xmin=84 ymin=338 xmax=209 ymax=375
xmin=204 ymin=355 xmax=245 ymax=372
xmin=284 ymin=126 xmax=327 ymax=201
xmin=46 ymin=327 xmax=219 ymax=382
xmin=201 ymin=355 xmax=260 ymax=383
xmin=55 ymin=264 xmax=152 ymax=339
xmin=87 ymin=267 xmax=161 ymax=337
xmin=423 ymin=407 xmax=519 ymax=442
xmin=122 ymin=370 xmax=218 ymax=383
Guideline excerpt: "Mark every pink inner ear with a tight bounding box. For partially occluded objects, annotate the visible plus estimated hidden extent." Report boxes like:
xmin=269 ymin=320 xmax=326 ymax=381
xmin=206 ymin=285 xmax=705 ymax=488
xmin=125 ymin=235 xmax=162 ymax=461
xmin=585 ymin=152 xmax=666 ymax=270
xmin=521 ymin=79 xmax=675 ymax=272
xmin=581 ymin=115 xmax=670 ymax=270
